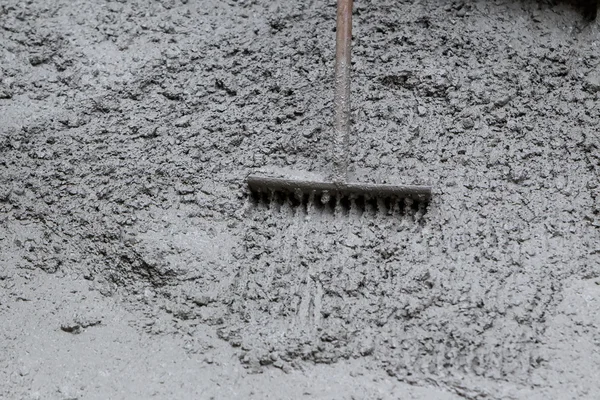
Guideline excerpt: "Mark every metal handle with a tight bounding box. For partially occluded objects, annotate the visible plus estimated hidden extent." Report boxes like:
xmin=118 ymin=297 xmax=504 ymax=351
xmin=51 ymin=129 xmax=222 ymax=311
xmin=332 ymin=0 xmax=353 ymax=184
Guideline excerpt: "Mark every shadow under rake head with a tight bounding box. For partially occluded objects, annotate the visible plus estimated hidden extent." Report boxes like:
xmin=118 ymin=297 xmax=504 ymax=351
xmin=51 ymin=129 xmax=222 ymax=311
xmin=247 ymin=175 xmax=432 ymax=216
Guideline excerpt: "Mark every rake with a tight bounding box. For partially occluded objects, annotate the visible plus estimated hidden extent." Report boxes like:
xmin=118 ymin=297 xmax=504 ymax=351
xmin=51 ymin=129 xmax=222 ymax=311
xmin=247 ymin=0 xmax=432 ymax=214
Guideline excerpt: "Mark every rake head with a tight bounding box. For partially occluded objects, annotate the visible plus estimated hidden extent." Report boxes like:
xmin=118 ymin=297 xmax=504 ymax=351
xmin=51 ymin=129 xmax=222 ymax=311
xmin=247 ymin=174 xmax=432 ymax=216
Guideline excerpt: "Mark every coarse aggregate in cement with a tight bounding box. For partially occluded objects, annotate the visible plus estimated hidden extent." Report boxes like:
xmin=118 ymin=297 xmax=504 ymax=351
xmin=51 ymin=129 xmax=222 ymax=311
xmin=1 ymin=0 xmax=599 ymax=399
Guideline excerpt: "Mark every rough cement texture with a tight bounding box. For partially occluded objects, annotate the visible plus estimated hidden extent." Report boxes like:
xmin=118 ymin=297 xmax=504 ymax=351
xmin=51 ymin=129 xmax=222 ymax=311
xmin=1 ymin=0 xmax=599 ymax=399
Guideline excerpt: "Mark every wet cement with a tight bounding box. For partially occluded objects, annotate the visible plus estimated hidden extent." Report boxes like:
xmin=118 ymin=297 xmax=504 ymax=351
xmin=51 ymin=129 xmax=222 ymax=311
xmin=1 ymin=0 xmax=600 ymax=398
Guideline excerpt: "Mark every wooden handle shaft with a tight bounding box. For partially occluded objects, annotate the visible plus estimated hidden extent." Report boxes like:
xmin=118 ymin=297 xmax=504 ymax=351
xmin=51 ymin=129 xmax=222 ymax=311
xmin=332 ymin=0 xmax=353 ymax=184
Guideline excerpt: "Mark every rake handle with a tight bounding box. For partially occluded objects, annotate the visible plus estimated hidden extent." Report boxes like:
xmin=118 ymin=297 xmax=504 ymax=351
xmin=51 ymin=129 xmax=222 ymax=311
xmin=332 ymin=0 xmax=353 ymax=184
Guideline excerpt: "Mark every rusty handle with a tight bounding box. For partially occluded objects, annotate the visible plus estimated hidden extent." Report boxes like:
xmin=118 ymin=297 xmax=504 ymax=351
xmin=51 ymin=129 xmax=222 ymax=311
xmin=332 ymin=0 xmax=353 ymax=184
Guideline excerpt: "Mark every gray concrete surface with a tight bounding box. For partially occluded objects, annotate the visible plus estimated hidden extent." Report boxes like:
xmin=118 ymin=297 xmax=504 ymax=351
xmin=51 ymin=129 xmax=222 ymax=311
xmin=1 ymin=0 xmax=599 ymax=399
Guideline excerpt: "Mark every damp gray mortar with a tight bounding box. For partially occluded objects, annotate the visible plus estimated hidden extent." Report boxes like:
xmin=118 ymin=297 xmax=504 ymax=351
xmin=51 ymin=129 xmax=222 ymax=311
xmin=0 ymin=0 xmax=599 ymax=399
